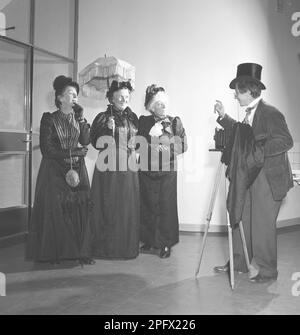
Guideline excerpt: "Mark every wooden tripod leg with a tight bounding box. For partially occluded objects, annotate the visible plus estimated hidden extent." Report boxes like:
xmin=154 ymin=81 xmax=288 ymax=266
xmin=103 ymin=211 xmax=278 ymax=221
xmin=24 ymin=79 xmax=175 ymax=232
xmin=227 ymin=213 xmax=235 ymax=290
xmin=239 ymin=221 xmax=250 ymax=272
xmin=195 ymin=221 xmax=210 ymax=277
xmin=224 ymin=176 xmax=234 ymax=290
xmin=195 ymin=158 xmax=223 ymax=277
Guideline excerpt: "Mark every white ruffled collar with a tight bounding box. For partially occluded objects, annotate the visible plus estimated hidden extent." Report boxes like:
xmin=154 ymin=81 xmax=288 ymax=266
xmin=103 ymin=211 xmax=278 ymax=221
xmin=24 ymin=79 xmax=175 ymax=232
xmin=149 ymin=117 xmax=172 ymax=137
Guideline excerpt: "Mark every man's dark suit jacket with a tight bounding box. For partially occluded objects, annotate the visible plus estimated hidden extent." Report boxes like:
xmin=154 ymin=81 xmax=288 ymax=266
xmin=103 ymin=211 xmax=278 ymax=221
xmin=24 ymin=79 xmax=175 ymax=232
xmin=218 ymin=99 xmax=294 ymax=201
xmin=221 ymin=123 xmax=264 ymax=228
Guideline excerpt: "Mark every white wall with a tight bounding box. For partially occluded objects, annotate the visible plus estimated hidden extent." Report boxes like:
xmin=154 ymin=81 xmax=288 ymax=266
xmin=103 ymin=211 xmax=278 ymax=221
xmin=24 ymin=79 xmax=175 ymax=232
xmin=78 ymin=0 xmax=300 ymax=231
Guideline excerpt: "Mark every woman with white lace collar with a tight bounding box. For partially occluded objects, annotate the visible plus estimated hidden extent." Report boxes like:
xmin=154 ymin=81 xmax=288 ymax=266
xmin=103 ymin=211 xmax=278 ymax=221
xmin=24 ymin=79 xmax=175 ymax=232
xmin=138 ymin=84 xmax=188 ymax=259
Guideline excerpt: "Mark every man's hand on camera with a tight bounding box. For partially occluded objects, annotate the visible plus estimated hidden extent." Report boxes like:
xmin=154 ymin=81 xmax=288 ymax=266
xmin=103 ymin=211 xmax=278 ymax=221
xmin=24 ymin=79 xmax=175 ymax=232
xmin=214 ymin=100 xmax=225 ymax=118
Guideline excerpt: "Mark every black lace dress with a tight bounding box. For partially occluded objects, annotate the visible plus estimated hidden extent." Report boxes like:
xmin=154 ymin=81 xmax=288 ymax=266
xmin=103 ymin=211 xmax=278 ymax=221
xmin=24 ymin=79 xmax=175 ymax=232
xmin=90 ymin=105 xmax=140 ymax=259
xmin=26 ymin=111 xmax=93 ymax=262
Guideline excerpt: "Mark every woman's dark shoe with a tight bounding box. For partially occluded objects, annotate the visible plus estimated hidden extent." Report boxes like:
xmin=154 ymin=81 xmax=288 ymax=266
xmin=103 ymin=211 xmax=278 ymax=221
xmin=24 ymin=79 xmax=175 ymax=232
xmin=159 ymin=246 xmax=171 ymax=259
xmin=140 ymin=244 xmax=153 ymax=253
xmin=79 ymin=258 xmax=96 ymax=266
xmin=85 ymin=258 xmax=96 ymax=265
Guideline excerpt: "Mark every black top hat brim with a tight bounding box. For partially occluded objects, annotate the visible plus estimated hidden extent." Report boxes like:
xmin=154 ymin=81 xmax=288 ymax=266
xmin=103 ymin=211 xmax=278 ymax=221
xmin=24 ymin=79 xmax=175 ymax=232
xmin=229 ymin=63 xmax=266 ymax=90
xmin=229 ymin=76 xmax=266 ymax=90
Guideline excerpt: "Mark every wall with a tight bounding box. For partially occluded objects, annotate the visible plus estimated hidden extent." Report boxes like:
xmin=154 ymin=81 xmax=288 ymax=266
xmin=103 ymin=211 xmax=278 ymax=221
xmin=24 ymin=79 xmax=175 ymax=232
xmin=78 ymin=0 xmax=300 ymax=231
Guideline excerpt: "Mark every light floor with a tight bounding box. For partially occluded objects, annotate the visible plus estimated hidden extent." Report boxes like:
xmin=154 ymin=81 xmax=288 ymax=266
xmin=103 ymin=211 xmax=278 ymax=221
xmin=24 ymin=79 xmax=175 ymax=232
xmin=0 ymin=229 xmax=300 ymax=315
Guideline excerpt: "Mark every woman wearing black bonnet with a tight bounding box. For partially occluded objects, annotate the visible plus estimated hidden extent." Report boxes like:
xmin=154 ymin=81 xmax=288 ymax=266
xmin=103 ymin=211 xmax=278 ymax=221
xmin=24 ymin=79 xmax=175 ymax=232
xmin=89 ymin=80 xmax=140 ymax=260
xmin=26 ymin=75 xmax=95 ymax=266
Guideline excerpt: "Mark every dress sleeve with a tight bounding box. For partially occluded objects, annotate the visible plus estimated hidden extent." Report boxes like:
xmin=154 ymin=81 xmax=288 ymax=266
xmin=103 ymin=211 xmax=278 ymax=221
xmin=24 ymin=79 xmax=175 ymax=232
xmin=131 ymin=112 xmax=139 ymax=130
xmin=217 ymin=114 xmax=236 ymax=129
xmin=39 ymin=113 xmax=70 ymax=159
xmin=172 ymin=116 xmax=188 ymax=156
xmin=78 ymin=119 xmax=91 ymax=146
xmin=137 ymin=115 xmax=145 ymax=136
xmin=90 ymin=112 xmax=113 ymax=149
xmin=264 ymin=110 xmax=293 ymax=157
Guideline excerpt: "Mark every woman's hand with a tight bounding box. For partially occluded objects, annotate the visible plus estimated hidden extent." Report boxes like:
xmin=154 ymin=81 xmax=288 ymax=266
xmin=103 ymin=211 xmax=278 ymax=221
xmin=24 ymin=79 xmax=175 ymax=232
xmin=72 ymin=147 xmax=88 ymax=157
xmin=214 ymin=100 xmax=225 ymax=118
xmin=73 ymin=103 xmax=84 ymax=121
xmin=107 ymin=116 xmax=115 ymax=130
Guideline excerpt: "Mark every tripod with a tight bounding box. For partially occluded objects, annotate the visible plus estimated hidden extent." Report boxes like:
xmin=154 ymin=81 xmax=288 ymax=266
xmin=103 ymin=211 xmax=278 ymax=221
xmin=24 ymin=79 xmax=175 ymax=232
xmin=195 ymin=150 xmax=250 ymax=290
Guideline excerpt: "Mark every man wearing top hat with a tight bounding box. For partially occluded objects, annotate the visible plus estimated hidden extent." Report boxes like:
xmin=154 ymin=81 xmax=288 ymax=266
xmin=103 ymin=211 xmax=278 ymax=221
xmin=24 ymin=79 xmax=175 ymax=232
xmin=214 ymin=63 xmax=294 ymax=283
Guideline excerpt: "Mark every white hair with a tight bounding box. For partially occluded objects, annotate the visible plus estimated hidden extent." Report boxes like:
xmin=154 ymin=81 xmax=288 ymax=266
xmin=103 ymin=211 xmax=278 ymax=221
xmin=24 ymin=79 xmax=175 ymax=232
xmin=147 ymin=91 xmax=169 ymax=112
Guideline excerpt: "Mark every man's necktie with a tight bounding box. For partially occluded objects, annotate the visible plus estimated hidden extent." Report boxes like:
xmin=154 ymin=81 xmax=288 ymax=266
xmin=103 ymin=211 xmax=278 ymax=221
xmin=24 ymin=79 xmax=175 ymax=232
xmin=243 ymin=106 xmax=254 ymax=125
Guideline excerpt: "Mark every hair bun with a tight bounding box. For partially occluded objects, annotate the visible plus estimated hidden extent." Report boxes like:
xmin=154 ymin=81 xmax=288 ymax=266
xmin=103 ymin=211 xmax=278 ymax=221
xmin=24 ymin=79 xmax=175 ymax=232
xmin=144 ymin=84 xmax=165 ymax=108
xmin=53 ymin=75 xmax=72 ymax=92
xmin=146 ymin=84 xmax=165 ymax=95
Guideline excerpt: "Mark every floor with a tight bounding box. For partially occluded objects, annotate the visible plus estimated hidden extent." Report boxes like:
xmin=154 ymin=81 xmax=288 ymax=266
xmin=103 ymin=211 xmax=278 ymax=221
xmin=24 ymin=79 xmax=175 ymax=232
xmin=0 ymin=229 xmax=300 ymax=315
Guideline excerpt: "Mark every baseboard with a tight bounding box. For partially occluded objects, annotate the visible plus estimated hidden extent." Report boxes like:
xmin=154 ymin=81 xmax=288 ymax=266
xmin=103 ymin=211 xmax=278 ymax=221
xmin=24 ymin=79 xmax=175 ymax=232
xmin=179 ymin=223 xmax=227 ymax=233
xmin=0 ymin=207 xmax=27 ymax=238
xmin=0 ymin=232 xmax=27 ymax=249
xmin=277 ymin=218 xmax=300 ymax=234
xmin=179 ymin=217 xmax=300 ymax=234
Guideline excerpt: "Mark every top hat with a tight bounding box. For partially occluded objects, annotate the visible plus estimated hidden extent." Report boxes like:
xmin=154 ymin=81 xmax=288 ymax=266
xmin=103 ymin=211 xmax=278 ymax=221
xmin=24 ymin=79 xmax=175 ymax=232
xmin=229 ymin=63 xmax=266 ymax=90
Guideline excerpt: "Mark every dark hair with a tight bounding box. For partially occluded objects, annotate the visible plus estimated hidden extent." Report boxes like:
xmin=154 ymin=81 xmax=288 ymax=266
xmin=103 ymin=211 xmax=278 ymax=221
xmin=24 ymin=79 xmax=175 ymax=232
xmin=106 ymin=80 xmax=133 ymax=103
xmin=144 ymin=84 xmax=165 ymax=109
xmin=236 ymin=79 xmax=262 ymax=99
xmin=53 ymin=75 xmax=80 ymax=108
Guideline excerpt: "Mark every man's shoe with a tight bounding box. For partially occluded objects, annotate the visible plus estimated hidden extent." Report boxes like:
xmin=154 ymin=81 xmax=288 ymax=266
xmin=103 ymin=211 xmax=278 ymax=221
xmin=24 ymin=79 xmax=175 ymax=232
xmin=213 ymin=264 xmax=229 ymax=273
xmin=249 ymin=274 xmax=277 ymax=284
xmin=159 ymin=246 xmax=171 ymax=259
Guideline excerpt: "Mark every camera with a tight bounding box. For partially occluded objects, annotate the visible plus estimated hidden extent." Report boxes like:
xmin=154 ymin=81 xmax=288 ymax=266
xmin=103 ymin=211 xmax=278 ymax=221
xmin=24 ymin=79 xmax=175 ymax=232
xmin=213 ymin=127 xmax=230 ymax=150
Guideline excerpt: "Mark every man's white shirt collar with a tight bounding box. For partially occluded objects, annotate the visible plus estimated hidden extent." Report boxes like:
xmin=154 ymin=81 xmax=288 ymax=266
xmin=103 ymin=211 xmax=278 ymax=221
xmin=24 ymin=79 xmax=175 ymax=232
xmin=245 ymin=96 xmax=262 ymax=126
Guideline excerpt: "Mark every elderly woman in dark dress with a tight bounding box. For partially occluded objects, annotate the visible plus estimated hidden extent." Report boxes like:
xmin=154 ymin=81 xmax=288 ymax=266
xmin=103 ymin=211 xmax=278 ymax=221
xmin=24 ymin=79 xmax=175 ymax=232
xmin=90 ymin=80 xmax=140 ymax=259
xmin=138 ymin=85 xmax=187 ymax=258
xmin=26 ymin=75 xmax=94 ymax=265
